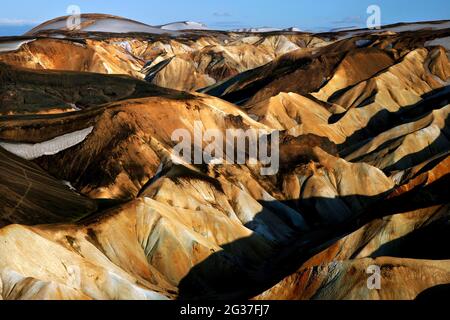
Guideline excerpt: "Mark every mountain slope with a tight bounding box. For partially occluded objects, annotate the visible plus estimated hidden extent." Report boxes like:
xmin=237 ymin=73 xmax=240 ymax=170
xmin=0 ymin=16 xmax=449 ymax=301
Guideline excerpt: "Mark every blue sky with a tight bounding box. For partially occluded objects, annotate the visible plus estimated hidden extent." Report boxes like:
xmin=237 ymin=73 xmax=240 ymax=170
xmin=1 ymin=0 xmax=450 ymax=35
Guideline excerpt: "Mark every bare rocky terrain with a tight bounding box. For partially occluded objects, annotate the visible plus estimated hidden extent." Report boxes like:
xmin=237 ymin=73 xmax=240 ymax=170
xmin=0 ymin=14 xmax=449 ymax=300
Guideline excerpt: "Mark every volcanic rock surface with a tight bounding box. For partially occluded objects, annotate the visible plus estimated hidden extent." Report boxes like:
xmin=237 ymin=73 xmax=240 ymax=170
xmin=0 ymin=15 xmax=449 ymax=300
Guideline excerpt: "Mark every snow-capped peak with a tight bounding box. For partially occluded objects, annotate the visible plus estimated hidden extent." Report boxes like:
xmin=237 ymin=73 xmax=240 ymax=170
xmin=159 ymin=21 xmax=209 ymax=31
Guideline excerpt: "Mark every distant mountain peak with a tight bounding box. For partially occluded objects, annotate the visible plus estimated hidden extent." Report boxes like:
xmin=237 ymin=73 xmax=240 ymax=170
xmin=232 ymin=26 xmax=302 ymax=33
xmin=26 ymin=13 xmax=178 ymax=36
xmin=158 ymin=21 xmax=209 ymax=31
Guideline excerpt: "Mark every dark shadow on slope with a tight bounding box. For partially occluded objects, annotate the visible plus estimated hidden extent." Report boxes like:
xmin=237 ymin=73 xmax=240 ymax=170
xmin=369 ymin=174 xmax=449 ymax=219
xmin=338 ymin=86 xmax=450 ymax=157
xmin=0 ymin=146 xmax=97 ymax=227
xmin=347 ymin=134 xmax=405 ymax=164
xmin=370 ymin=213 xmax=450 ymax=260
xmin=177 ymin=175 xmax=449 ymax=300
xmin=201 ymin=44 xmax=351 ymax=106
xmin=198 ymin=66 xmax=261 ymax=98
xmin=144 ymin=57 xmax=174 ymax=82
xmin=383 ymin=132 xmax=449 ymax=173
xmin=348 ymin=130 xmax=450 ymax=175
xmin=208 ymin=57 xmax=315 ymax=106
xmin=415 ymin=284 xmax=450 ymax=301
xmin=0 ymin=62 xmax=195 ymax=115
xmin=377 ymin=111 xmax=449 ymax=174
xmin=0 ymin=145 xmax=127 ymax=228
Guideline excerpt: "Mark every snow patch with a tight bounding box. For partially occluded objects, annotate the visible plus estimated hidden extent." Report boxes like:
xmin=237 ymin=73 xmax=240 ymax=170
xmin=388 ymin=21 xmax=450 ymax=32
xmin=0 ymin=126 xmax=94 ymax=160
xmin=30 ymin=18 xmax=85 ymax=33
xmin=62 ymin=180 xmax=77 ymax=191
xmin=337 ymin=21 xmax=450 ymax=39
xmin=155 ymin=163 xmax=164 ymax=177
xmin=28 ymin=16 xmax=178 ymax=35
xmin=233 ymin=27 xmax=301 ymax=33
xmin=233 ymin=27 xmax=282 ymax=33
xmin=159 ymin=21 xmax=209 ymax=31
xmin=425 ymin=36 xmax=450 ymax=51
xmin=82 ymin=18 xmax=174 ymax=34
xmin=284 ymin=27 xmax=302 ymax=32
xmin=0 ymin=39 xmax=35 ymax=53
xmin=114 ymin=41 xmax=133 ymax=53
xmin=67 ymin=103 xmax=82 ymax=111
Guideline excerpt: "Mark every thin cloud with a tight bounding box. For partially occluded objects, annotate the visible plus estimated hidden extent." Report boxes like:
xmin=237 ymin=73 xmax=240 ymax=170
xmin=213 ymin=12 xmax=232 ymax=17
xmin=209 ymin=21 xmax=246 ymax=30
xmin=0 ymin=18 xmax=39 ymax=26
xmin=331 ymin=16 xmax=364 ymax=25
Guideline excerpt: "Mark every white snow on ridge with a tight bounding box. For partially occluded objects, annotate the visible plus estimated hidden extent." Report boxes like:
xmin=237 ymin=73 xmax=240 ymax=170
xmin=159 ymin=21 xmax=209 ymax=31
xmin=330 ymin=26 xmax=362 ymax=32
xmin=388 ymin=21 xmax=450 ymax=33
xmin=27 ymin=18 xmax=83 ymax=34
xmin=114 ymin=40 xmax=133 ymax=53
xmin=27 ymin=15 xmax=179 ymax=35
xmin=82 ymin=18 xmax=175 ymax=34
xmin=62 ymin=180 xmax=77 ymax=191
xmin=0 ymin=39 xmax=35 ymax=53
xmin=233 ymin=27 xmax=282 ymax=33
xmin=25 ymin=14 xmax=450 ymax=37
xmin=425 ymin=36 xmax=450 ymax=51
xmin=284 ymin=27 xmax=302 ymax=32
xmin=337 ymin=21 xmax=450 ymax=39
xmin=0 ymin=127 xmax=94 ymax=160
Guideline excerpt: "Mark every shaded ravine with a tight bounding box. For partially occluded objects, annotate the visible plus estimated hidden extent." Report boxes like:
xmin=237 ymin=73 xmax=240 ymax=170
xmin=338 ymin=86 xmax=450 ymax=157
xmin=178 ymin=175 xmax=449 ymax=300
